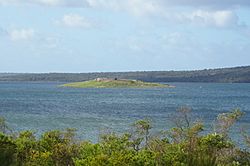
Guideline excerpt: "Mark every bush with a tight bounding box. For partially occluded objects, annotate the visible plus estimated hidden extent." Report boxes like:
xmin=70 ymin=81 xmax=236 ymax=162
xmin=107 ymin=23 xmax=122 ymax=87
xmin=0 ymin=109 xmax=249 ymax=166
xmin=0 ymin=133 xmax=16 ymax=166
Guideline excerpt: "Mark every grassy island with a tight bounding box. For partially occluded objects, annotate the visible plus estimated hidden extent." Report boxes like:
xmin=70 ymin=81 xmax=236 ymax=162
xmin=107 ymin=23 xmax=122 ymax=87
xmin=61 ymin=78 xmax=172 ymax=88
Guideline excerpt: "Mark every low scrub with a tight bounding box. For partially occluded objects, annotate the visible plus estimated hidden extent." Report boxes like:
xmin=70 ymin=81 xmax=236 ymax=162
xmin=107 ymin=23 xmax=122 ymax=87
xmin=0 ymin=108 xmax=249 ymax=166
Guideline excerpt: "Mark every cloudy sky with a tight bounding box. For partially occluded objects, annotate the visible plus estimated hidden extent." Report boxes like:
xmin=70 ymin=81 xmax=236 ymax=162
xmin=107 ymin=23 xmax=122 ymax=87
xmin=0 ymin=0 xmax=250 ymax=72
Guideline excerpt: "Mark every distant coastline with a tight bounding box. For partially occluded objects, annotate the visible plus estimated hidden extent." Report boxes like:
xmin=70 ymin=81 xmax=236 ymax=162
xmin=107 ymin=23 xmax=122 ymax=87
xmin=0 ymin=65 xmax=250 ymax=83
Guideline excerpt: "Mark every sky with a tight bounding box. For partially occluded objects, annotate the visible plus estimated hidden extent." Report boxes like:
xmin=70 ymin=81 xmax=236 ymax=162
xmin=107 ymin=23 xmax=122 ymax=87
xmin=0 ymin=0 xmax=250 ymax=73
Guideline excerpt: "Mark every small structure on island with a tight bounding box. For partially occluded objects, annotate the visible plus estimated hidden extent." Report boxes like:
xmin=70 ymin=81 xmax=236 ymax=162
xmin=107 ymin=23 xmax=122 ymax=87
xmin=95 ymin=78 xmax=110 ymax=82
xmin=95 ymin=78 xmax=118 ymax=82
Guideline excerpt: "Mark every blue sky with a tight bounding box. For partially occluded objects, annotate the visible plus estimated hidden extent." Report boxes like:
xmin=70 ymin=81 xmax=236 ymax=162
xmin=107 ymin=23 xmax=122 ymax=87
xmin=0 ymin=0 xmax=250 ymax=72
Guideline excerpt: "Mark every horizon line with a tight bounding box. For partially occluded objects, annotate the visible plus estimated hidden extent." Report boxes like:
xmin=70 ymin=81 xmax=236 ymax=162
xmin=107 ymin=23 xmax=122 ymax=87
xmin=0 ymin=65 xmax=249 ymax=74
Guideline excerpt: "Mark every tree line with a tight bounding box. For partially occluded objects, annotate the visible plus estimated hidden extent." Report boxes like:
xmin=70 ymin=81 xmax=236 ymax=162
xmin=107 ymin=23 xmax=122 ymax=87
xmin=0 ymin=66 xmax=250 ymax=83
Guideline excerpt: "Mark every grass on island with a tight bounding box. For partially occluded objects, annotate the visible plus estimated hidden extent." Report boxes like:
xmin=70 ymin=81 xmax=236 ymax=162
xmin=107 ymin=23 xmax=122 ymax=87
xmin=61 ymin=78 xmax=171 ymax=88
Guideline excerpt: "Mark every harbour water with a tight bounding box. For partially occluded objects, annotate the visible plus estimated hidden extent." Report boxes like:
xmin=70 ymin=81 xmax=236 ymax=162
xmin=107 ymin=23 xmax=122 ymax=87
xmin=0 ymin=82 xmax=250 ymax=142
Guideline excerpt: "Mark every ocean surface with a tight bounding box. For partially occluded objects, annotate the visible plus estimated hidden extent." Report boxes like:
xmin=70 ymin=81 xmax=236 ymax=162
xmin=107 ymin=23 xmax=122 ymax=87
xmin=0 ymin=82 xmax=250 ymax=142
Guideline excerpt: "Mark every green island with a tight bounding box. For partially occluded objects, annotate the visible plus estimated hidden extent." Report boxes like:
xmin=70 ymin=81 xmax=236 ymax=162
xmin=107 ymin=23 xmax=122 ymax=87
xmin=61 ymin=78 xmax=172 ymax=88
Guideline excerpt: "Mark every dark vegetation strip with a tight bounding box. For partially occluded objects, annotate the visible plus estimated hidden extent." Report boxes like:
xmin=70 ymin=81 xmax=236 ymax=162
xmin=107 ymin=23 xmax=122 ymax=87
xmin=0 ymin=66 xmax=250 ymax=83
xmin=0 ymin=108 xmax=250 ymax=165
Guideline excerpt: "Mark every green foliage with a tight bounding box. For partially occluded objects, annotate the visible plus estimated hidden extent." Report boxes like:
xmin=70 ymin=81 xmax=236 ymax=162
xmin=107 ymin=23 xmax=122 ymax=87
xmin=38 ymin=129 xmax=79 ymax=166
xmin=133 ymin=119 xmax=152 ymax=149
xmin=100 ymin=133 xmax=132 ymax=153
xmin=132 ymin=150 xmax=157 ymax=166
xmin=0 ymin=108 xmax=249 ymax=166
xmin=0 ymin=133 xmax=16 ymax=166
xmin=215 ymin=109 xmax=244 ymax=137
xmin=199 ymin=133 xmax=233 ymax=150
xmin=15 ymin=131 xmax=37 ymax=165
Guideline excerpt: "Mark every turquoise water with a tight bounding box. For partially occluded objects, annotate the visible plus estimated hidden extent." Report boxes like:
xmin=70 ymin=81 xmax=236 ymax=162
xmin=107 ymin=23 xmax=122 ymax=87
xmin=0 ymin=82 xmax=250 ymax=142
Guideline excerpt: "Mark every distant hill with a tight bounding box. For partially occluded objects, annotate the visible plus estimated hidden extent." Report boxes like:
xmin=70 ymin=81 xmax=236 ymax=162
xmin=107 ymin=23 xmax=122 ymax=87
xmin=0 ymin=66 xmax=250 ymax=83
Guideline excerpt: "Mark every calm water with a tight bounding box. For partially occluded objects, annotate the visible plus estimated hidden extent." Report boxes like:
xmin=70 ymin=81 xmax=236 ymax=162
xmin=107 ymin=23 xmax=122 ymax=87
xmin=0 ymin=82 xmax=250 ymax=142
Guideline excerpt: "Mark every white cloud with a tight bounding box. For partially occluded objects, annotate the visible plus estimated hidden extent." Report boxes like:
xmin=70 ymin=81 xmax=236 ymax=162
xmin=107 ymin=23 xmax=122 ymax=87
xmin=8 ymin=28 xmax=35 ymax=41
xmin=86 ymin=0 xmax=160 ymax=16
xmin=1 ymin=0 xmax=249 ymax=8
xmin=36 ymin=0 xmax=89 ymax=7
xmin=161 ymin=0 xmax=250 ymax=8
xmin=126 ymin=0 xmax=160 ymax=16
xmin=0 ymin=0 xmax=89 ymax=7
xmin=34 ymin=0 xmax=62 ymax=6
xmin=0 ymin=0 xmax=245 ymax=29
xmin=57 ymin=14 xmax=93 ymax=28
xmin=85 ymin=1 xmax=242 ymax=28
xmin=187 ymin=10 xmax=238 ymax=28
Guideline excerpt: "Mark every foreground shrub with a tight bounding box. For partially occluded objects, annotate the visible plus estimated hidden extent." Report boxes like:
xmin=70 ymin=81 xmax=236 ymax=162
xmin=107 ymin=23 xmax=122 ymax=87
xmin=0 ymin=108 xmax=249 ymax=166
xmin=0 ymin=133 xmax=16 ymax=166
xmin=38 ymin=129 xmax=80 ymax=166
